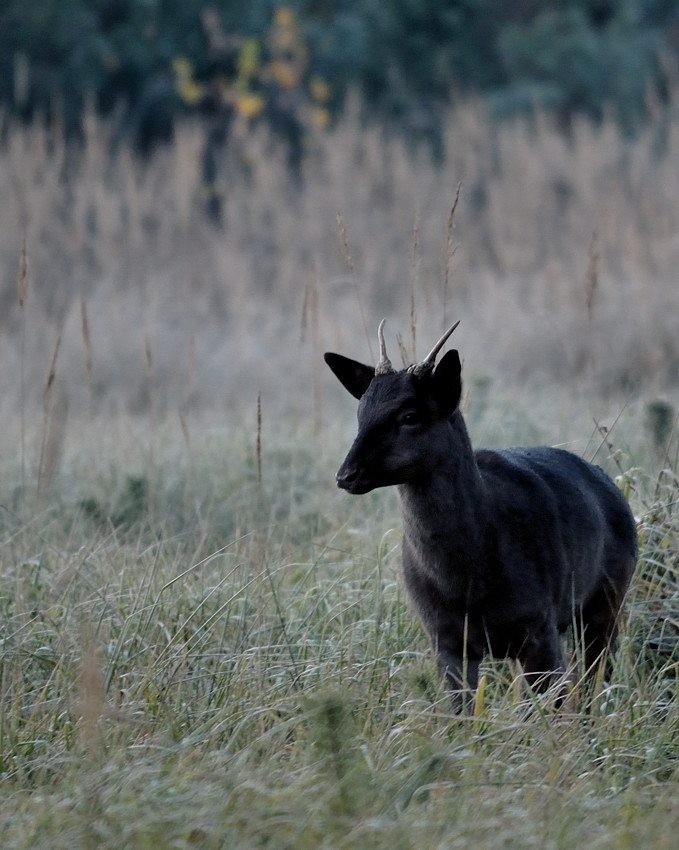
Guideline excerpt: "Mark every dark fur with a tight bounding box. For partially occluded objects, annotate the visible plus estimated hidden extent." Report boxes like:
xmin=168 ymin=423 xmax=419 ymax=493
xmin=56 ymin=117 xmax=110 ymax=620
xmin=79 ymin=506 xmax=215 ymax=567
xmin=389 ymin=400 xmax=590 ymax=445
xmin=324 ymin=346 xmax=637 ymax=708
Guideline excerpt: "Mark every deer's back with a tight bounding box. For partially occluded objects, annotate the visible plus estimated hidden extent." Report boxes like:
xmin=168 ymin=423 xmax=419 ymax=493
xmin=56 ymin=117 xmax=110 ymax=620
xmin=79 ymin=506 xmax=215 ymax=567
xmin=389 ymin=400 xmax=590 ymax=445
xmin=475 ymin=445 xmax=637 ymax=607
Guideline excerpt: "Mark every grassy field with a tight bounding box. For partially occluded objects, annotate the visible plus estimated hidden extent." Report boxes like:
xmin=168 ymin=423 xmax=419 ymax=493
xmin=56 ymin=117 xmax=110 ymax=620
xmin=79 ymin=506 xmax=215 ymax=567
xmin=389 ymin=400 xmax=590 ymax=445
xmin=0 ymin=415 xmax=677 ymax=848
xmin=1 ymin=99 xmax=678 ymax=847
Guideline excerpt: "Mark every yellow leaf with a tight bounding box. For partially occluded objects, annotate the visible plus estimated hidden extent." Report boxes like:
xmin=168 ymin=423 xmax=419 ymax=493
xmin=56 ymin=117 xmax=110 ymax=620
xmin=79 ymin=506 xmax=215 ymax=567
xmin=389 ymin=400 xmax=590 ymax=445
xmin=236 ymin=93 xmax=265 ymax=118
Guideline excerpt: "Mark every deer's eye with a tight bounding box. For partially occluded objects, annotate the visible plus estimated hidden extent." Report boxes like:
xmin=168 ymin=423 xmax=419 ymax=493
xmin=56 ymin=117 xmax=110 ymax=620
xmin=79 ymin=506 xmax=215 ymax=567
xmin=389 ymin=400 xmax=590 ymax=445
xmin=399 ymin=410 xmax=420 ymax=427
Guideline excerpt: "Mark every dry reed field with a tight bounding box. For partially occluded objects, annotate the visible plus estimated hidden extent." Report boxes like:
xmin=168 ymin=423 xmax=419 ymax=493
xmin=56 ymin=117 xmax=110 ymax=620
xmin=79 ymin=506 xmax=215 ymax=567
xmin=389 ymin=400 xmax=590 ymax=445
xmin=0 ymin=98 xmax=678 ymax=847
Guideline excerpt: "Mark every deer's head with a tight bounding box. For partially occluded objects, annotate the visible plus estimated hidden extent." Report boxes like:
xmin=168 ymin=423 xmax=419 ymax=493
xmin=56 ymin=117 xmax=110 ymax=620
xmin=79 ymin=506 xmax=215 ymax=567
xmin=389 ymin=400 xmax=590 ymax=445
xmin=324 ymin=321 xmax=462 ymax=493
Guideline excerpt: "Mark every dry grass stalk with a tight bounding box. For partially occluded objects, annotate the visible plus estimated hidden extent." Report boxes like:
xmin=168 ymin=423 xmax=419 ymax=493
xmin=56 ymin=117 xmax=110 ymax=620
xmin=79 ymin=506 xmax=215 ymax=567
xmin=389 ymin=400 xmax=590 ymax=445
xmin=43 ymin=332 xmax=61 ymax=400
xmin=256 ymin=392 xmax=263 ymax=488
xmin=144 ymin=334 xmax=157 ymax=424
xmin=585 ymin=229 xmax=600 ymax=322
xmin=301 ymin=268 xmax=323 ymax=438
xmin=409 ymin=206 xmax=421 ymax=358
xmin=299 ymin=272 xmax=311 ymax=343
xmin=17 ymin=240 xmax=29 ymax=496
xmin=75 ymin=637 xmax=106 ymax=758
xmin=179 ymin=409 xmax=191 ymax=448
xmin=37 ymin=332 xmax=66 ymax=496
xmin=336 ymin=211 xmax=371 ymax=360
xmin=17 ymin=238 xmax=28 ymax=307
xmin=144 ymin=336 xmax=154 ymax=377
xmin=396 ymin=332 xmax=410 ymax=368
xmin=336 ymin=212 xmax=355 ymax=277
xmin=178 ymin=405 xmax=193 ymax=518
xmin=442 ymin=183 xmax=461 ymax=326
xmin=185 ymin=333 xmax=196 ymax=409
xmin=80 ymin=296 xmax=94 ymax=395
xmin=37 ymin=391 xmax=69 ymax=496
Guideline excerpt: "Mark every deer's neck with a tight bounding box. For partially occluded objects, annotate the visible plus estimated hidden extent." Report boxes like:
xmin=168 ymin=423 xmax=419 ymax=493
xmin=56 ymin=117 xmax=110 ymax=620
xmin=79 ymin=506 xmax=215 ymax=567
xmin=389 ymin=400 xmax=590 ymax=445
xmin=397 ymin=412 xmax=488 ymax=571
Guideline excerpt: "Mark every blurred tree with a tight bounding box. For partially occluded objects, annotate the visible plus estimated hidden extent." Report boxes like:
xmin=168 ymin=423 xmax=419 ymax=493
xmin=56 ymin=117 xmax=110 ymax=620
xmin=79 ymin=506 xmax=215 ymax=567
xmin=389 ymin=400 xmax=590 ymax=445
xmin=493 ymin=3 xmax=666 ymax=131
xmin=174 ymin=7 xmax=253 ymax=221
xmin=261 ymin=7 xmax=330 ymax=177
xmin=0 ymin=0 xmax=98 ymax=140
xmin=0 ymin=0 xmax=677 ymax=164
xmin=173 ymin=6 xmax=331 ymax=221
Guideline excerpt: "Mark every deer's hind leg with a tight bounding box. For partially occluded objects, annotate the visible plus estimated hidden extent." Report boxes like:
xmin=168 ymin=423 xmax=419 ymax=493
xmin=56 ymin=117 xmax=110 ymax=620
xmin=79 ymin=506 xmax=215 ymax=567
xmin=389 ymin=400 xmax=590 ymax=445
xmin=578 ymin=583 xmax=627 ymax=678
xmin=518 ymin=619 xmax=570 ymax=704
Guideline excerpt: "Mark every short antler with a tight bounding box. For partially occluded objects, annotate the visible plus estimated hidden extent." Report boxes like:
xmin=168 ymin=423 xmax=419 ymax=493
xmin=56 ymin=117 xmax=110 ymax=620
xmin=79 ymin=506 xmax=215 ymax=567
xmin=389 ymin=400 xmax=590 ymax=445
xmin=375 ymin=318 xmax=395 ymax=375
xmin=407 ymin=320 xmax=460 ymax=377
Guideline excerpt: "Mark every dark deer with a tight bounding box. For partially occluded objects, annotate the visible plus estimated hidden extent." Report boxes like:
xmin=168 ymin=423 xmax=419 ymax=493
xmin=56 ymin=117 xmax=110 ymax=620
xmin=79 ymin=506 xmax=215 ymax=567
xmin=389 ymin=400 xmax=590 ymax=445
xmin=325 ymin=320 xmax=637 ymax=709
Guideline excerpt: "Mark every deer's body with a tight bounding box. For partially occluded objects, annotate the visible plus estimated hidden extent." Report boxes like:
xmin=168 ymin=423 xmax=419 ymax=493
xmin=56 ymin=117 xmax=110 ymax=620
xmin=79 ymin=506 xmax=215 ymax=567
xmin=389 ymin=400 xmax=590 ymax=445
xmin=325 ymin=323 xmax=637 ymax=706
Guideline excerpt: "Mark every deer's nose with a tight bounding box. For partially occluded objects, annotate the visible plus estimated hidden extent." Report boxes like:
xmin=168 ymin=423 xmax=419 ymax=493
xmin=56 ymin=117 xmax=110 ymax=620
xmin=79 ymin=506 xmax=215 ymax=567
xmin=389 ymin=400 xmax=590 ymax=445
xmin=336 ymin=464 xmax=360 ymax=490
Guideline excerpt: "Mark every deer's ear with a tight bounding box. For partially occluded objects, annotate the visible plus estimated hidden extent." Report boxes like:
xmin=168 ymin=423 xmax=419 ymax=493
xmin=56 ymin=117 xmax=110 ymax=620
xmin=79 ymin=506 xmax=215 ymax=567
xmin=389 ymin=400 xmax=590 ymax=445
xmin=432 ymin=349 xmax=462 ymax=415
xmin=324 ymin=353 xmax=375 ymax=400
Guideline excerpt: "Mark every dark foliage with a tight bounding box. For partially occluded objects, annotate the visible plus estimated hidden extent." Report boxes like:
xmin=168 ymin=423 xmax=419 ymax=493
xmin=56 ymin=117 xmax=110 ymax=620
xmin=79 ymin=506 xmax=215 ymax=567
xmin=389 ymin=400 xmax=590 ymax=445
xmin=1 ymin=1 xmax=678 ymax=154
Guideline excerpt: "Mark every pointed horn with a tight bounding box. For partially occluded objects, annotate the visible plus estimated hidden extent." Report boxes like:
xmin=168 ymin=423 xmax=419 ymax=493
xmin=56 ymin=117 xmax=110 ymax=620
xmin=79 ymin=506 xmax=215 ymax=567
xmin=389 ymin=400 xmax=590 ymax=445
xmin=375 ymin=318 xmax=395 ymax=375
xmin=407 ymin=320 xmax=460 ymax=377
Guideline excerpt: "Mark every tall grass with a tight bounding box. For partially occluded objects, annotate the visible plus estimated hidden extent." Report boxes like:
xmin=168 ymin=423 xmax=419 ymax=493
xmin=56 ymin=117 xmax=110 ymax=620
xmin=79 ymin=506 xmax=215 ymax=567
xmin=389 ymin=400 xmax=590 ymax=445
xmin=0 ymin=432 xmax=678 ymax=848
xmin=1 ymin=97 xmax=679 ymax=426
xmin=0 ymin=98 xmax=678 ymax=847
